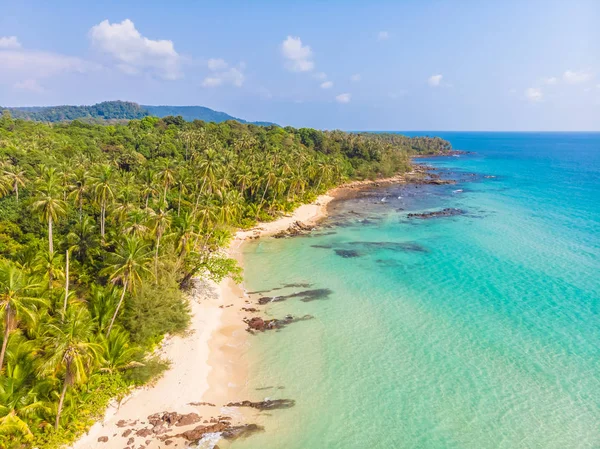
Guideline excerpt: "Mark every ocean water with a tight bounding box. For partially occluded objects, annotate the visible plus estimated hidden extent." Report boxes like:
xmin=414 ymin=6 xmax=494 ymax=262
xmin=233 ymin=133 xmax=600 ymax=449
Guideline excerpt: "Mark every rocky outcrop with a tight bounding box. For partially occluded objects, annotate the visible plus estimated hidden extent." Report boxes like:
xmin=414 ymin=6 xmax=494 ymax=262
xmin=174 ymin=422 xmax=264 ymax=443
xmin=257 ymin=288 xmax=332 ymax=304
xmin=244 ymin=315 xmax=314 ymax=333
xmin=176 ymin=422 xmax=228 ymax=441
xmin=222 ymin=424 xmax=265 ymax=440
xmin=273 ymin=221 xmax=316 ymax=238
xmin=147 ymin=412 xmax=202 ymax=428
xmin=407 ymin=208 xmax=465 ymax=219
xmin=226 ymin=399 xmax=296 ymax=410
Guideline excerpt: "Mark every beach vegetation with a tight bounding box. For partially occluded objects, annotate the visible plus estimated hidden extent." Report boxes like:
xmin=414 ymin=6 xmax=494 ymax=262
xmin=0 ymin=111 xmax=450 ymax=447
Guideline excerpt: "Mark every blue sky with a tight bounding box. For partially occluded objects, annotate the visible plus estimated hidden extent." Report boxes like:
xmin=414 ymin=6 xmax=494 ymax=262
xmin=1 ymin=0 xmax=598 ymax=130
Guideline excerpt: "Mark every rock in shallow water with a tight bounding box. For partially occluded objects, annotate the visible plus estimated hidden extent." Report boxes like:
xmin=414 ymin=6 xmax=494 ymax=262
xmin=258 ymin=288 xmax=333 ymax=304
xmin=245 ymin=315 xmax=314 ymax=332
xmin=226 ymin=399 xmax=296 ymax=410
xmin=273 ymin=221 xmax=316 ymax=238
xmin=407 ymin=208 xmax=465 ymax=219
xmin=334 ymin=249 xmax=361 ymax=258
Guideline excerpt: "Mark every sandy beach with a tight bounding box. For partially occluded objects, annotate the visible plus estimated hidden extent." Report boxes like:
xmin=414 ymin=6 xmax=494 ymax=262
xmin=70 ymin=193 xmax=335 ymax=449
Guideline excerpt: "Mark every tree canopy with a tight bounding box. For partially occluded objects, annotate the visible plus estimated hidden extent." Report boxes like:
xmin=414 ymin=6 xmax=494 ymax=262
xmin=0 ymin=112 xmax=450 ymax=447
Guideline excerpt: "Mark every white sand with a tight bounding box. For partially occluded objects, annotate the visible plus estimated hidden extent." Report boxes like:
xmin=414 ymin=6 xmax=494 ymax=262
xmin=69 ymin=193 xmax=335 ymax=449
xmin=233 ymin=193 xmax=334 ymax=242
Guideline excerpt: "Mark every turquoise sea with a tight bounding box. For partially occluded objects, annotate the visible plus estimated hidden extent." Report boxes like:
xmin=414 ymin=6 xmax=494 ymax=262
xmin=234 ymin=133 xmax=600 ymax=449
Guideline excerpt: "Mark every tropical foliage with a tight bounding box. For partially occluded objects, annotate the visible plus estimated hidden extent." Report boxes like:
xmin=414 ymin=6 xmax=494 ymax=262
xmin=0 ymin=111 xmax=450 ymax=447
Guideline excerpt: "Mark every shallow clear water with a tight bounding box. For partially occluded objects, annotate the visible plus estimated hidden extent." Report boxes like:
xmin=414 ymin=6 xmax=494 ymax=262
xmin=234 ymin=133 xmax=600 ymax=449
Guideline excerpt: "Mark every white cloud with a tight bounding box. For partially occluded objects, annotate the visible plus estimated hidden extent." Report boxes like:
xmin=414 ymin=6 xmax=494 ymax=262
xmin=350 ymin=73 xmax=361 ymax=82
xmin=563 ymin=70 xmax=593 ymax=84
xmin=543 ymin=77 xmax=558 ymax=85
xmin=281 ymin=36 xmax=314 ymax=72
xmin=207 ymin=58 xmax=228 ymax=71
xmin=0 ymin=50 xmax=91 ymax=77
xmin=202 ymin=64 xmax=245 ymax=88
xmin=89 ymin=19 xmax=181 ymax=80
xmin=428 ymin=74 xmax=443 ymax=87
xmin=320 ymin=81 xmax=333 ymax=89
xmin=377 ymin=31 xmax=389 ymax=41
xmin=335 ymin=93 xmax=351 ymax=103
xmin=13 ymin=78 xmax=44 ymax=93
xmin=202 ymin=77 xmax=223 ymax=88
xmin=0 ymin=36 xmax=21 ymax=49
xmin=525 ymin=87 xmax=543 ymax=102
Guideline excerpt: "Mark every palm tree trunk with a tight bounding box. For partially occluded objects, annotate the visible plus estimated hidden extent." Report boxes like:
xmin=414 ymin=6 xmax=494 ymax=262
xmin=63 ymin=250 xmax=69 ymax=318
xmin=0 ymin=306 xmax=10 ymax=373
xmin=100 ymin=202 xmax=106 ymax=240
xmin=192 ymin=177 xmax=207 ymax=215
xmin=106 ymin=278 xmax=128 ymax=337
xmin=48 ymin=216 xmax=54 ymax=255
xmin=154 ymin=235 xmax=161 ymax=280
xmin=55 ymin=369 xmax=69 ymax=429
xmin=177 ymin=188 xmax=182 ymax=216
xmin=14 ymin=182 xmax=18 ymax=204
xmin=257 ymin=179 xmax=271 ymax=218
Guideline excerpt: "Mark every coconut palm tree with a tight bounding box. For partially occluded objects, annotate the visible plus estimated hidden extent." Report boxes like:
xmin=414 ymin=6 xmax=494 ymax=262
xmin=139 ymin=167 xmax=158 ymax=209
xmin=315 ymin=160 xmax=334 ymax=191
xmin=68 ymin=168 xmax=90 ymax=221
xmin=174 ymin=167 xmax=191 ymax=216
xmin=88 ymin=285 xmax=119 ymax=334
xmin=235 ymin=163 xmax=253 ymax=197
xmin=0 ymin=337 xmax=51 ymax=444
xmin=196 ymin=147 xmax=220 ymax=198
xmin=99 ymin=329 xmax=141 ymax=374
xmin=91 ymin=164 xmax=115 ymax=241
xmin=122 ymin=208 xmax=151 ymax=239
xmin=257 ymin=165 xmax=278 ymax=216
xmin=31 ymin=175 xmax=66 ymax=255
xmin=1 ymin=164 xmax=27 ymax=204
xmin=101 ymin=237 xmax=153 ymax=337
xmin=157 ymin=159 xmax=176 ymax=206
xmin=174 ymin=211 xmax=198 ymax=260
xmin=0 ymin=261 xmax=44 ymax=373
xmin=33 ymin=249 xmax=64 ymax=292
xmin=66 ymin=215 xmax=100 ymax=265
xmin=39 ymin=306 xmax=100 ymax=429
xmin=151 ymin=208 xmax=172 ymax=278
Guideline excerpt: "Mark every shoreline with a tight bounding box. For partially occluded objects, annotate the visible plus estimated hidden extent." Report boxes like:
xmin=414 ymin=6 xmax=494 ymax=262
xmin=69 ymin=172 xmax=426 ymax=449
xmin=69 ymin=192 xmax=336 ymax=449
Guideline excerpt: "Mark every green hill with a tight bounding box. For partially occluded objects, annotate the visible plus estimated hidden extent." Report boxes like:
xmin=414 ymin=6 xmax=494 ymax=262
xmin=2 ymin=101 xmax=276 ymax=126
xmin=143 ymin=105 xmax=275 ymax=126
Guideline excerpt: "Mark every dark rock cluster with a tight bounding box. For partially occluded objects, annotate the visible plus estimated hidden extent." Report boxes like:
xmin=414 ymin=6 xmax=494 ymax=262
xmin=273 ymin=221 xmax=316 ymax=238
xmin=245 ymin=314 xmax=314 ymax=333
xmin=407 ymin=208 xmax=465 ymax=219
xmin=226 ymin=399 xmax=296 ymax=410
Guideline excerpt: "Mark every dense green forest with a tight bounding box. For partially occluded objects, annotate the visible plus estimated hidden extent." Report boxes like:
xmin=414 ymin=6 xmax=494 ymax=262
xmin=0 ymin=112 xmax=451 ymax=448
xmin=2 ymin=101 xmax=275 ymax=126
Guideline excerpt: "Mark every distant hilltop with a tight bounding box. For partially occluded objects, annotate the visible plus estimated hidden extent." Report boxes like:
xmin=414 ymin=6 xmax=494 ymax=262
xmin=1 ymin=100 xmax=277 ymax=126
